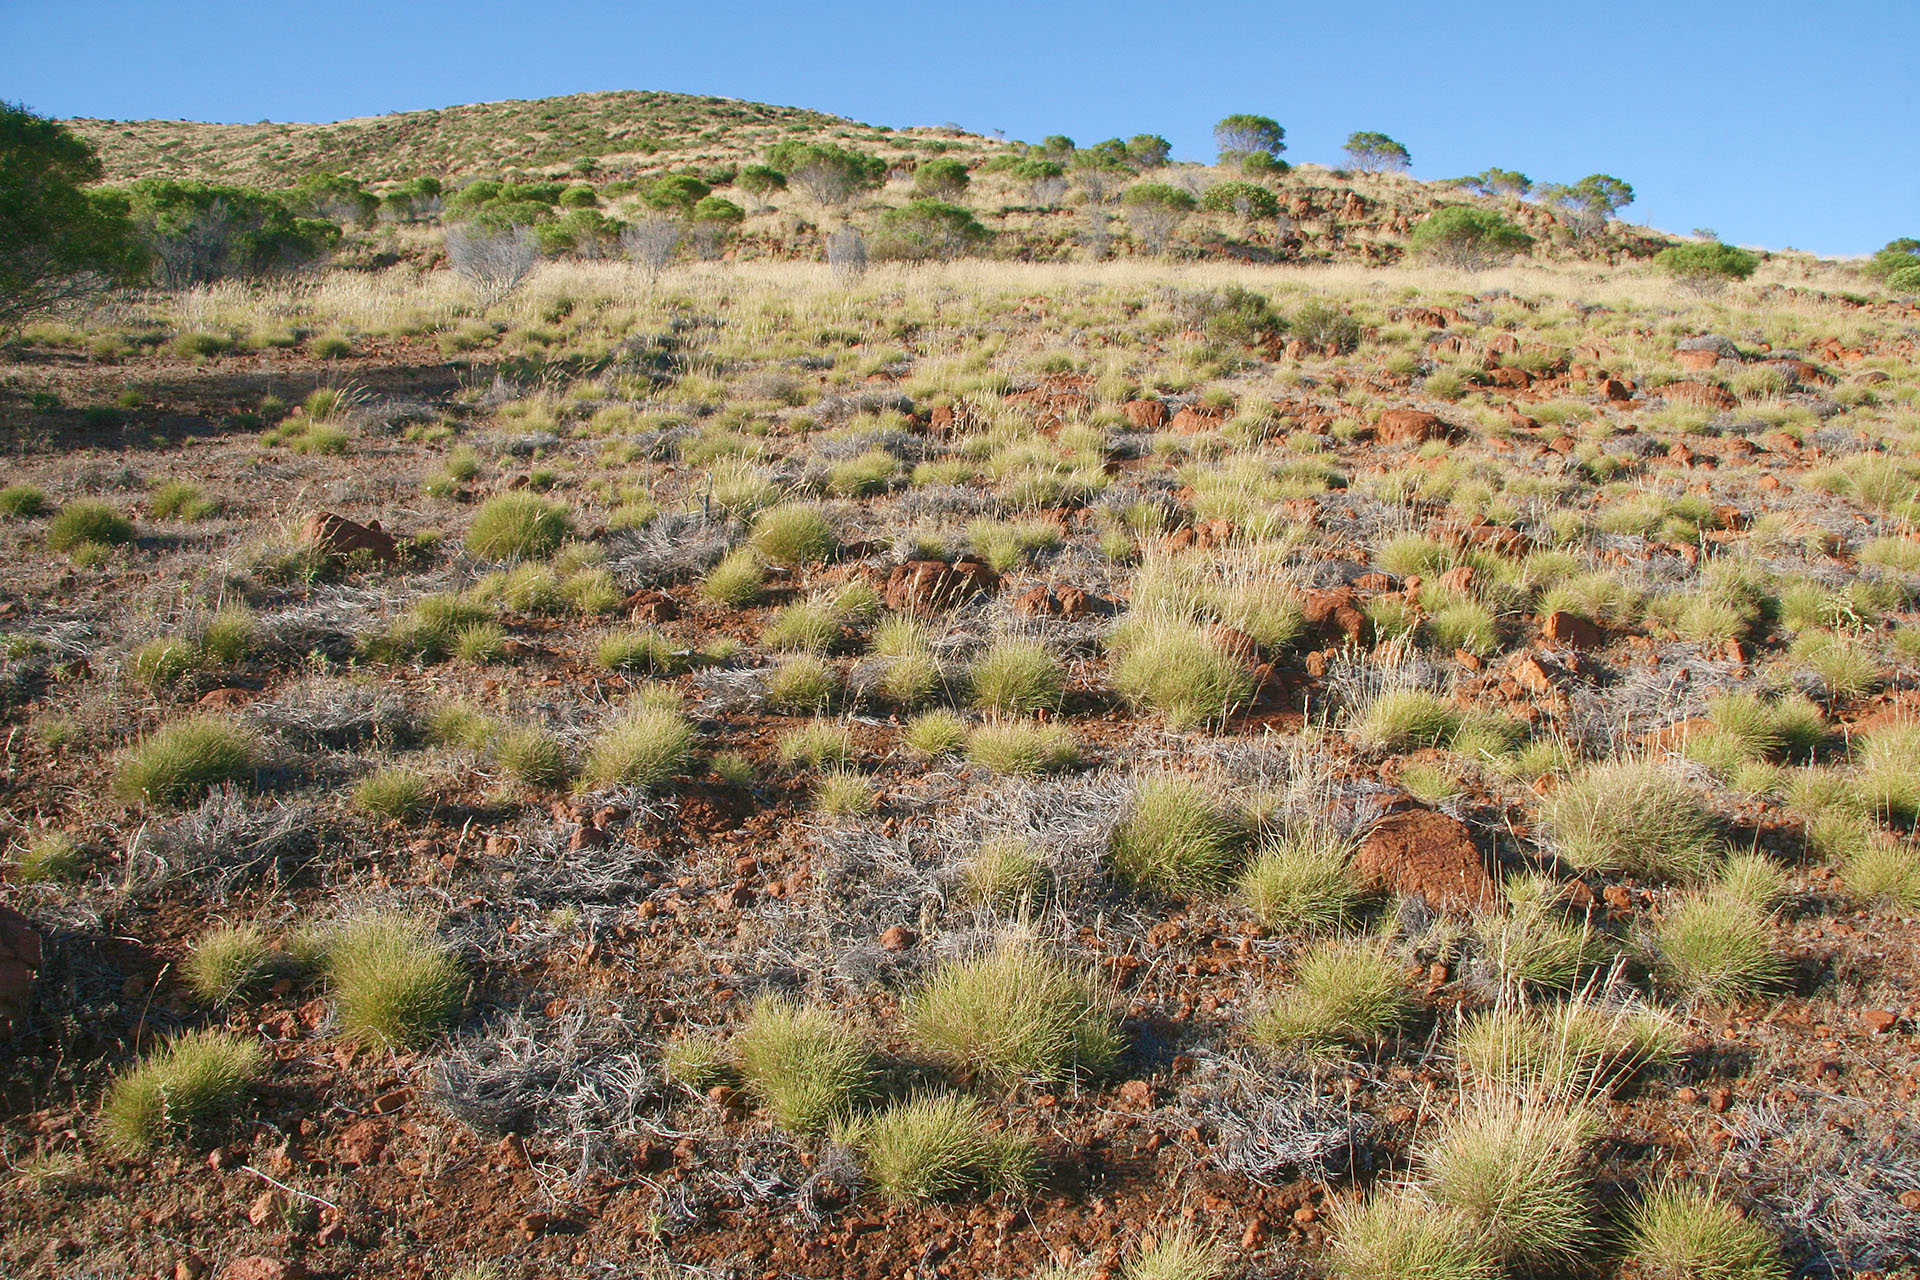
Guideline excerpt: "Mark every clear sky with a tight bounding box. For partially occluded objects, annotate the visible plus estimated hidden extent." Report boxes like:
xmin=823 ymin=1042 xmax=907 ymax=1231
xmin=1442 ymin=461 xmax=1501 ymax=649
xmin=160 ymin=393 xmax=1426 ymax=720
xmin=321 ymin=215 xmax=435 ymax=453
xmin=3 ymin=0 xmax=1913 ymax=257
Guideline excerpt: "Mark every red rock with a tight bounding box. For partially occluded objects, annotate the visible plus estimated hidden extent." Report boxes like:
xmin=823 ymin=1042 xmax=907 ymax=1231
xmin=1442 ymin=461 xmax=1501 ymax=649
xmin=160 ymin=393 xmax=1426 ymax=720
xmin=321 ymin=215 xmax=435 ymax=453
xmin=1484 ymin=331 xmax=1519 ymax=354
xmin=1116 ymin=1079 xmax=1155 ymax=1109
xmin=219 ymin=1258 xmax=305 ymax=1280
xmin=0 ymin=905 xmax=41 ymax=1037
xmin=1170 ymin=407 xmax=1222 ymax=434
xmin=1600 ymin=376 xmax=1635 ymax=402
xmin=1354 ymin=809 xmax=1498 ymax=913
xmin=1435 ymin=565 xmax=1477 ymax=595
xmin=1012 ymin=584 xmax=1100 ymax=619
xmin=1349 ymin=571 xmax=1396 ymax=593
xmin=337 ymin=1118 xmax=388 ymax=1166
xmin=369 ymin=1087 xmax=412 ymax=1114
xmin=1301 ymin=588 xmax=1371 ymax=647
xmin=1375 ymin=408 xmax=1451 ymax=445
xmin=1283 ymin=338 xmax=1313 ymax=360
xmin=197 ymin=687 xmax=254 ymax=710
xmin=568 ymin=825 xmax=609 ymax=852
xmin=1541 ymin=611 xmax=1603 ymax=649
xmin=620 ymin=590 xmax=679 ymax=625
xmin=928 ymin=404 xmax=955 ymax=431
xmin=882 ymin=559 xmax=998 ymax=615
xmin=879 ymin=925 xmax=919 ymax=951
xmin=1675 ymin=348 xmax=1722 ymax=372
xmin=1123 ymin=400 xmax=1168 ymax=429
xmin=1661 ymin=380 xmax=1737 ymax=410
xmin=1511 ymin=653 xmax=1560 ymax=696
xmin=1862 ymin=1009 xmax=1899 ymax=1034
xmin=1487 ymin=366 xmax=1531 ymax=390
xmin=300 ymin=511 xmax=397 ymax=563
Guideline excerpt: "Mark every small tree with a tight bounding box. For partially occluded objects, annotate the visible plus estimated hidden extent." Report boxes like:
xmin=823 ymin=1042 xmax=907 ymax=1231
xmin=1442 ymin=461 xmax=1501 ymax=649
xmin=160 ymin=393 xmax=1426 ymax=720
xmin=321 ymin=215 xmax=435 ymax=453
xmin=1343 ymin=131 xmax=1411 ymax=174
xmin=0 ymin=102 xmax=144 ymax=332
xmin=737 ymin=164 xmax=787 ymax=210
xmin=871 ymin=200 xmax=988 ymax=262
xmin=1128 ymin=134 xmax=1172 ymax=169
xmin=381 ymin=177 xmax=443 ymax=223
xmin=1121 ymin=183 xmax=1197 ymax=256
xmin=1081 ymin=206 xmax=1111 ymax=261
xmin=1654 ymin=241 xmax=1759 ymax=294
xmin=1463 ymin=168 xmax=1531 ymax=198
xmin=912 ymin=157 xmax=970 ymax=201
xmin=1013 ymin=159 xmax=1067 ymax=208
xmin=1887 ymin=263 xmax=1920 ymax=293
xmin=765 ymin=142 xmax=886 ymax=207
xmin=1538 ymin=173 xmax=1634 ymax=238
xmin=689 ymin=195 xmax=745 ymax=259
xmin=122 ymin=180 xmax=339 ymax=288
xmin=1200 ymin=180 xmax=1281 ymax=222
xmin=1072 ymin=150 xmax=1129 ymax=205
xmin=1039 ymin=135 xmax=1076 ymax=161
xmin=645 ymin=173 xmax=711 ymax=216
xmin=444 ymin=223 xmax=539 ymax=307
xmin=1408 ymin=206 xmax=1534 ymax=269
xmin=622 ymin=216 xmax=681 ymax=277
xmin=287 ymin=172 xmax=378 ymax=225
xmin=1863 ymin=237 xmax=1920 ymax=280
xmin=1214 ymin=114 xmax=1285 ymax=170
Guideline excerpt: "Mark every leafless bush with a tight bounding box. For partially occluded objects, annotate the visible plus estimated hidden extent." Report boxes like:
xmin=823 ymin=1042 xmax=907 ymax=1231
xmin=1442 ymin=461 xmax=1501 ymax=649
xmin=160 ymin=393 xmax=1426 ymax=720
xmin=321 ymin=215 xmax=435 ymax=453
xmin=443 ymin=223 xmax=540 ymax=308
xmin=1031 ymin=174 xmax=1069 ymax=208
xmin=1123 ymin=203 xmax=1185 ymax=257
xmin=622 ymin=216 xmax=682 ymax=277
xmin=825 ymin=225 xmax=867 ymax=283
xmin=1081 ymin=207 xmax=1111 ymax=261
xmin=249 ymin=676 xmax=412 ymax=751
xmin=122 ymin=783 xmax=320 ymax=899
xmin=1162 ymin=1052 xmax=1378 ymax=1185
xmin=604 ymin=509 xmax=741 ymax=588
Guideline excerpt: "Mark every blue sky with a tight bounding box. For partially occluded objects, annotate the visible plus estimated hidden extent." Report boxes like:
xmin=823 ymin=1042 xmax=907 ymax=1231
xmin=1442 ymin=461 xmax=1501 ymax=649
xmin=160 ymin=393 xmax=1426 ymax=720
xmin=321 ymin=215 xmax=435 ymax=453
xmin=3 ymin=0 xmax=1913 ymax=256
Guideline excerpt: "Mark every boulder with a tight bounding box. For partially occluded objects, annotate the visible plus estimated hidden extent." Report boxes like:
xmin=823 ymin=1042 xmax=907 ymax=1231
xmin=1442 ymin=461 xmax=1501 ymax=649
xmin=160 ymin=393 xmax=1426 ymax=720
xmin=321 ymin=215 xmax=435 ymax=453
xmin=301 ymin=511 xmax=398 ymax=563
xmin=1541 ymin=611 xmax=1604 ymax=649
xmin=882 ymin=559 xmax=997 ymax=615
xmin=0 ymin=905 xmax=41 ymax=1037
xmin=1375 ymin=408 xmax=1451 ymax=445
xmin=1123 ymin=400 xmax=1168 ymax=429
xmin=1012 ymin=584 xmax=1101 ymax=620
xmin=1675 ymin=348 xmax=1724 ymax=372
xmin=1301 ymin=587 xmax=1372 ymax=647
xmin=1355 ymin=809 xmax=1498 ymax=913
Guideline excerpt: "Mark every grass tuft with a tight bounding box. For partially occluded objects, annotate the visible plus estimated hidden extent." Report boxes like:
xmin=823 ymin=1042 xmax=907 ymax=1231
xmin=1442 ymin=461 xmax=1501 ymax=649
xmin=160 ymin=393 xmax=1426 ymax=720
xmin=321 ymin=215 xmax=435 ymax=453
xmin=581 ymin=705 xmax=695 ymax=789
xmin=1253 ymin=936 xmax=1408 ymax=1055
xmin=466 ymin=493 xmax=571 ymax=559
xmin=113 ymin=715 xmax=256 ymax=808
xmin=968 ymin=638 xmax=1064 ymax=713
xmin=848 ymin=1092 xmax=1034 ymax=1201
xmin=966 ymin=719 xmax=1079 ymax=776
xmin=1650 ymin=892 xmax=1785 ymax=1003
xmin=325 ymin=915 xmax=464 ymax=1049
xmin=48 ymin=500 xmax=134 ymax=553
xmin=733 ymin=996 xmax=871 ymax=1133
xmin=908 ymin=938 xmax=1120 ymax=1087
xmin=1624 ymin=1182 xmax=1784 ymax=1280
xmin=1543 ymin=760 xmax=1717 ymax=880
xmin=1110 ymin=773 xmax=1242 ymax=897
xmin=1110 ymin=615 xmax=1253 ymax=729
xmin=1420 ymin=1093 xmax=1595 ymax=1263
xmin=1327 ymin=1190 xmax=1498 ymax=1280
xmin=183 ymin=923 xmax=277 ymax=1005
xmin=1237 ymin=826 xmax=1360 ymax=932
xmin=101 ymin=1029 xmax=265 ymax=1152
xmin=751 ymin=502 xmax=837 ymax=566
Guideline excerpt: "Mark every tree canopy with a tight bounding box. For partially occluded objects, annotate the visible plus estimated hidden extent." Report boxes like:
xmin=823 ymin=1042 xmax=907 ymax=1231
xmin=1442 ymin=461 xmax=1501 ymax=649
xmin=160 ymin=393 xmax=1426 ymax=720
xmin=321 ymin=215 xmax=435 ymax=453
xmin=0 ymin=102 xmax=144 ymax=331
xmin=1344 ymin=131 xmax=1412 ymax=174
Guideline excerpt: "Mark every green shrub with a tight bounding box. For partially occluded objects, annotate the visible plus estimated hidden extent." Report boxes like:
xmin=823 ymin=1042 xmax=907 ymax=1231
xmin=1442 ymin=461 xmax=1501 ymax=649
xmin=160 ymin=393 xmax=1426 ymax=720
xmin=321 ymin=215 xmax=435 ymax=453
xmin=0 ymin=484 xmax=49 ymax=517
xmin=352 ymin=767 xmax=433 ymax=820
xmin=101 ymin=1029 xmax=265 ymax=1152
xmin=1109 ymin=615 xmax=1253 ymax=729
xmin=751 ymin=503 xmax=836 ymax=566
xmin=733 ymin=996 xmax=871 ymax=1133
xmin=908 ymin=938 xmax=1120 ymax=1086
xmin=1420 ymin=1094 xmax=1594 ymax=1264
xmin=1348 ymin=689 xmax=1461 ymax=752
xmin=1110 ymin=773 xmax=1242 ymax=896
xmin=183 ymin=923 xmax=276 ymax=1004
xmin=700 ymin=548 xmax=765 ymax=605
xmin=766 ymin=653 xmax=838 ymax=711
xmin=1328 ymin=1192 xmax=1497 ymax=1280
xmin=966 ymin=719 xmax=1079 ymax=776
xmin=1650 ymin=892 xmax=1784 ymax=1003
xmin=1409 ymin=206 xmax=1533 ymax=269
xmin=465 ymin=493 xmax=570 ymax=559
xmin=113 ymin=715 xmax=256 ymax=808
xmin=1655 ymin=242 xmax=1760 ymax=293
xmin=1252 ymin=937 xmax=1408 ymax=1055
xmin=871 ymin=200 xmax=990 ymax=263
xmin=47 ymin=499 xmax=134 ymax=552
xmin=1624 ymin=1182 xmax=1784 ymax=1280
xmin=849 ymin=1092 xmax=1033 ymax=1201
xmin=1237 ymin=827 xmax=1361 ymax=932
xmin=325 ymin=915 xmax=463 ymax=1049
xmin=968 ymin=638 xmax=1064 ymax=713
xmin=579 ymin=704 xmax=694 ymax=790
xmin=1543 ymin=761 xmax=1716 ymax=880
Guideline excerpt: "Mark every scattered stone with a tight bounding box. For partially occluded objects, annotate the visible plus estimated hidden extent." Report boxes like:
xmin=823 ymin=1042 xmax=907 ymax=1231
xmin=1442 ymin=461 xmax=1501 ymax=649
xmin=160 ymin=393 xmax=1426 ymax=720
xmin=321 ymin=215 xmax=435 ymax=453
xmin=1862 ymin=1009 xmax=1899 ymax=1035
xmin=879 ymin=926 xmax=919 ymax=951
xmin=219 ymin=1259 xmax=304 ymax=1280
xmin=1541 ymin=611 xmax=1603 ymax=649
xmin=1122 ymin=400 xmax=1168 ymax=429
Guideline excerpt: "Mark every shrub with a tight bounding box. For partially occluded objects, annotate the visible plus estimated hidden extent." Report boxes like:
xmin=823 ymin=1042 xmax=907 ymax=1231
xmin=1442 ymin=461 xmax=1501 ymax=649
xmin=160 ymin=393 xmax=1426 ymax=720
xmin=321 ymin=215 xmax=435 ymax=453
xmin=1237 ymin=827 xmax=1361 ymax=932
xmin=872 ymin=200 xmax=990 ymax=262
xmin=733 ymin=996 xmax=871 ymax=1132
xmin=352 ymin=767 xmax=432 ymax=820
xmin=1543 ymin=761 xmax=1716 ymax=880
xmin=968 ymin=638 xmax=1064 ymax=713
xmin=1123 ymin=1227 xmax=1224 ymax=1280
xmin=1328 ymin=1192 xmax=1497 ymax=1280
xmin=113 ymin=715 xmax=255 ymax=808
xmin=47 ymin=499 xmax=133 ymax=552
xmin=1110 ymin=773 xmax=1242 ymax=896
xmin=1650 ymin=893 xmax=1784 ymax=1003
xmin=580 ymin=704 xmax=695 ymax=791
xmin=905 ymin=708 xmax=968 ymax=756
xmin=1120 ymin=183 xmax=1197 ymax=255
xmin=325 ymin=915 xmax=463 ymax=1049
xmin=851 ymin=1093 xmax=1033 ymax=1202
xmin=908 ymin=938 xmax=1121 ymax=1086
xmin=1213 ymin=113 xmax=1286 ymax=167
xmin=1409 ymin=206 xmax=1533 ymax=269
xmin=965 ymin=834 xmax=1048 ymax=909
xmin=766 ymin=653 xmax=838 ymax=711
xmin=595 ymin=628 xmax=679 ymax=673
xmin=182 ymin=923 xmax=276 ymax=1005
xmin=0 ymin=483 xmax=48 ymax=517
xmin=966 ymin=719 xmax=1079 ymax=776
xmin=1421 ymin=1094 xmax=1595 ymax=1263
xmin=1200 ymin=180 xmax=1280 ymax=221
xmin=1625 ymin=1183 xmax=1784 ymax=1280
xmin=1348 ymin=689 xmax=1461 ymax=752
xmin=1655 ymin=242 xmax=1760 ymax=294
xmin=494 ymin=725 xmax=571 ymax=789
xmin=751 ymin=503 xmax=836 ymax=565
xmin=1252 ymin=937 xmax=1408 ymax=1055
xmin=465 ymin=494 xmax=570 ymax=559
xmin=1110 ymin=615 xmax=1254 ymax=729
xmin=101 ymin=1029 xmax=265 ymax=1152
